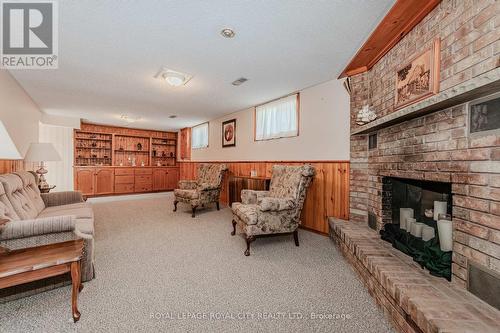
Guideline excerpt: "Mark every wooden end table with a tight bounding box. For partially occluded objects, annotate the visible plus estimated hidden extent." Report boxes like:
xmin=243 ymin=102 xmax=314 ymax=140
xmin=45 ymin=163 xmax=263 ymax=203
xmin=0 ymin=239 xmax=85 ymax=322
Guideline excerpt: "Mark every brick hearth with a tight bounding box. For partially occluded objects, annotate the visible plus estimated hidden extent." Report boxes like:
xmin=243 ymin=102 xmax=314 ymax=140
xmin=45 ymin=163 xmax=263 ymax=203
xmin=329 ymin=218 xmax=500 ymax=333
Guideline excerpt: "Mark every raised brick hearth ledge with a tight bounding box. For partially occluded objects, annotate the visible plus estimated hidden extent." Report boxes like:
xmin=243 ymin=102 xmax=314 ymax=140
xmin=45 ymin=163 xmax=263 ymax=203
xmin=328 ymin=218 xmax=500 ymax=333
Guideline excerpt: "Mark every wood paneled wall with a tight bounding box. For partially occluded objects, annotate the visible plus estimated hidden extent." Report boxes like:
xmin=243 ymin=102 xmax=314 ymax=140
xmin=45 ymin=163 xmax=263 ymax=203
xmin=179 ymin=161 xmax=350 ymax=234
xmin=178 ymin=128 xmax=191 ymax=161
xmin=0 ymin=160 xmax=27 ymax=174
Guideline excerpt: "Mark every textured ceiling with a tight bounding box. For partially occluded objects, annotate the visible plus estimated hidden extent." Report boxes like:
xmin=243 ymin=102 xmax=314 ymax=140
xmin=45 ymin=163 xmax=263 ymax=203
xmin=10 ymin=0 xmax=394 ymax=130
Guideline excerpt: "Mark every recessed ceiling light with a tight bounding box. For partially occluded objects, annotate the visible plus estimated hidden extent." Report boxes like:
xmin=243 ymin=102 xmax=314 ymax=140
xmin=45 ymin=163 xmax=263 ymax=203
xmin=220 ymin=28 xmax=235 ymax=38
xmin=232 ymin=77 xmax=248 ymax=86
xmin=154 ymin=67 xmax=192 ymax=87
xmin=169 ymin=115 xmax=177 ymax=119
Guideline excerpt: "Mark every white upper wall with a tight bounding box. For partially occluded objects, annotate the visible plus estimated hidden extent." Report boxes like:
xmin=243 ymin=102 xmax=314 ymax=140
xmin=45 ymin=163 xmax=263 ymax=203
xmin=0 ymin=70 xmax=42 ymax=156
xmin=191 ymin=79 xmax=350 ymax=161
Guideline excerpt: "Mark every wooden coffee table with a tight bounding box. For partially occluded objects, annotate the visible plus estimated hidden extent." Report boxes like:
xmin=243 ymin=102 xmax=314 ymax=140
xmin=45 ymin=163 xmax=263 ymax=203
xmin=0 ymin=239 xmax=85 ymax=322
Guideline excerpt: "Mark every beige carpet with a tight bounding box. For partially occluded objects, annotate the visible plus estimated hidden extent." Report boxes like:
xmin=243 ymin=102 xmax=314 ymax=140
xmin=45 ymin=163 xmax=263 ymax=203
xmin=0 ymin=193 xmax=394 ymax=333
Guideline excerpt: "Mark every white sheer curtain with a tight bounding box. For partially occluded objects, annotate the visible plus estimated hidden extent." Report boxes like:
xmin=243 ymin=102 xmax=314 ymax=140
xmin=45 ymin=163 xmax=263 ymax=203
xmin=255 ymin=94 xmax=298 ymax=141
xmin=191 ymin=122 xmax=209 ymax=149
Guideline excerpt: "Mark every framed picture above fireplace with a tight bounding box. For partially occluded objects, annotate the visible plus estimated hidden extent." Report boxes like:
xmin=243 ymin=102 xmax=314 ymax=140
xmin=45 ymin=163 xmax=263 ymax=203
xmin=394 ymin=38 xmax=440 ymax=110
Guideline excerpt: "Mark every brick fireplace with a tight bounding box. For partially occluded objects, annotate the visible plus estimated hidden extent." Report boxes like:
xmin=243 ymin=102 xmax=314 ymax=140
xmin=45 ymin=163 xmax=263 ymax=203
xmin=348 ymin=0 xmax=500 ymax=291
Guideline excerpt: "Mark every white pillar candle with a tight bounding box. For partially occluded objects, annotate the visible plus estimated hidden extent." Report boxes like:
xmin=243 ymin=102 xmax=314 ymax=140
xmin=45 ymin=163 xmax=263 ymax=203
xmin=400 ymin=208 xmax=414 ymax=230
xmin=411 ymin=222 xmax=424 ymax=238
xmin=422 ymin=225 xmax=435 ymax=241
xmin=437 ymin=219 xmax=453 ymax=252
xmin=433 ymin=201 xmax=447 ymax=221
xmin=406 ymin=218 xmax=416 ymax=234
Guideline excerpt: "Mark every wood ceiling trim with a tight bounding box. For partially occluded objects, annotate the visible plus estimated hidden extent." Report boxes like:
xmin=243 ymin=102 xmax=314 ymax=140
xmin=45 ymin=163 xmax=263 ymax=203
xmin=338 ymin=0 xmax=441 ymax=79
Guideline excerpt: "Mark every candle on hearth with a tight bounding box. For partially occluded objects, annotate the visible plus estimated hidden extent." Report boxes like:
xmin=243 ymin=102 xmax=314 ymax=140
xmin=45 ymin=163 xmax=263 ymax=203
xmin=406 ymin=218 xmax=416 ymax=234
xmin=433 ymin=201 xmax=447 ymax=221
xmin=399 ymin=208 xmax=414 ymax=231
xmin=422 ymin=225 xmax=435 ymax=241
xmin=411 ymin=222 xmax=424 ymax=238
xmin=437 ymin=219 xmax=453 ymax=252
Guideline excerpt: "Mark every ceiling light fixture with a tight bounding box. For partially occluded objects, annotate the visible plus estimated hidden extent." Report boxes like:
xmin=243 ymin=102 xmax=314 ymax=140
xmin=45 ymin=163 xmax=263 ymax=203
xmin=154 ymin=68 xmax=192 ymax=87
xmin=120 ymin=114 xmax=141 ymax=124
xmin=220 ymin=28 xmax=235 ymax=38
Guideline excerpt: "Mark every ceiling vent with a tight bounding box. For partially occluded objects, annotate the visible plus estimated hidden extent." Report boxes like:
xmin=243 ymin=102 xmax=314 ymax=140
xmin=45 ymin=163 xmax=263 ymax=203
xmin=232 ymin=77 xmax=248 ymax=86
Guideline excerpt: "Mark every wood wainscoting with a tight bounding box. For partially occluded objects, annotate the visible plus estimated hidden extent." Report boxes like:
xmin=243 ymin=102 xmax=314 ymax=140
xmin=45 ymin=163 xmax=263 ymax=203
xmin=0 ymin=160 xmax=28 ymax=174
xmin=179 ymin=161 xmax=350 ymax=234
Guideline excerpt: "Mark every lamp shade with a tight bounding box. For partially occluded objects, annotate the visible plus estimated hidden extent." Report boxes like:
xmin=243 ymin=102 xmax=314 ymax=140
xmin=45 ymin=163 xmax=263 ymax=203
xmin=24 ymin=143 xmax=61 ymax=162
xmin=0 ymin=120 xmax=22 ymax=159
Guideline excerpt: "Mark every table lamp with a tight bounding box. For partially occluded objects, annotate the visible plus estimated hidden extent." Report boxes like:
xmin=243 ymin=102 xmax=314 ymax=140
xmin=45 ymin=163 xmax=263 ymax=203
xmin=24 ymin=143 xmax=61 ymax=189
xmin=0 ymin=120 xmax=22 ymax=160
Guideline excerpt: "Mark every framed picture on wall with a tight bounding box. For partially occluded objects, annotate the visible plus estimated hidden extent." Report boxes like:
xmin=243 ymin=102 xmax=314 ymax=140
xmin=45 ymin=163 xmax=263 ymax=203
xmin=395 ymin=38 xmax=440 ymax=109
xmin=222 ymin=119 xmax=236 ymax=148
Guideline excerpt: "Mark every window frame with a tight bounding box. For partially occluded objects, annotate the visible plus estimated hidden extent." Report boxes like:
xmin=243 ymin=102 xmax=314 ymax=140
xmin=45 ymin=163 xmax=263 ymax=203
xmin=191 ymin=121 xmax=209 ymax=150
xmin=253 ymin=93 xmax=300 ymax=142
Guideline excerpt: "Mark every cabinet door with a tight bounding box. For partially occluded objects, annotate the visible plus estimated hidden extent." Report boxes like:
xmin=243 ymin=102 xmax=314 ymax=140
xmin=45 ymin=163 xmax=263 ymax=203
xmin=75 ymin=168 xmax=94 ymax=196
xmin=166 ymin=168 xmax=179 ymax=190
xmin=94 ymin=168 xmax=115 ymax=195
xmin=153 ymin=169 xmax=167 ymax=191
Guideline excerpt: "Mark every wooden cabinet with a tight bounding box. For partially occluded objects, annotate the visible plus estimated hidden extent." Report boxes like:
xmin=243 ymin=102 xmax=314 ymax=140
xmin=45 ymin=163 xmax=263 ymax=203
xmin=75 ymin=166 xmax=179 ymax=196
xmin=153 ymin=168 xmax=179 ymax=191
xmin=73 ymin=122 xmax=178 ymax=197
xmin=74 ymin=168 xmax=94 ymax=196
xmin=153 ymin=168 xmax=168 ymax=191
xmin=114 ymin=168 xmax=134 ymax=194
xmin=74 ymin=168 xmax=114 ymax=196
xmin=166 ymin=168 xmax=179 ymax=189
xmin=94 ymin=168 xmax=114 ymax=195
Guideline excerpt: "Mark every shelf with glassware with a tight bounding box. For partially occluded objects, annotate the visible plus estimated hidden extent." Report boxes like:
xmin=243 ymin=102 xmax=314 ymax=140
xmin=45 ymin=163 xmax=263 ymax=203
xmin=74 ymin=131 xmax=113 ymax=166
xmin=114 ymin=135 xmax=151 ymax=167
xmin=151 ymin=137 xmax=176 ymax=167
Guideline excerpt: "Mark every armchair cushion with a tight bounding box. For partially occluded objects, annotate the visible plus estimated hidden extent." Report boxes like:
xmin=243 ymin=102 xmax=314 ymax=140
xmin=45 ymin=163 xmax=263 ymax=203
xmin=241 ymin=190 xmax=269 ymax=205
xmin=258 ymin=197 xmax=295 ymax=212
xmin=41 ymin=191 xmax=84 ymax=207
xmin=174 ymin=189 xmax=199 ymax=200
xmin=232 ymin=203 xmax=258 ymax=225
xmin=178 ymin=180 xmax=198 ymax=190
xmin=198 ymin=183 xmax=219 ymax=191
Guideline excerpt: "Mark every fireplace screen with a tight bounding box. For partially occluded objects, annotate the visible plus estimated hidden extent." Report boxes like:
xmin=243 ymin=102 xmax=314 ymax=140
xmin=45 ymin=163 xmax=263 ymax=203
xmin=381 ymin=177 xmax=452 ymax=280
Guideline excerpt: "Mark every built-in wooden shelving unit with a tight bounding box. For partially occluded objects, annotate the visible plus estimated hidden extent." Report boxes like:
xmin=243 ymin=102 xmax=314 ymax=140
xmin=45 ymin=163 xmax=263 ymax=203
xmin=73 ymin=123 xmax=179 ymax=197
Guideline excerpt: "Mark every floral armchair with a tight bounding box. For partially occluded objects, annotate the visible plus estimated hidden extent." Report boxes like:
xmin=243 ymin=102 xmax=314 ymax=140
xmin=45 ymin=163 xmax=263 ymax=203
xmin=173 ymin=164 xmax=228 ymax=217
xmin=231 ymin=164 xmax=315 ymax=256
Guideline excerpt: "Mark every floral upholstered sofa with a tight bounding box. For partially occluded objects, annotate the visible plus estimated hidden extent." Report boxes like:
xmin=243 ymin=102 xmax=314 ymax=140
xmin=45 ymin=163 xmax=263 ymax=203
xmin=231 ymin=164 xmax=315 ymax=256
xmin=0 ymin=171 xmax=95 ymax=282
xmin=173 ymin=164 xmax=228 ymax=217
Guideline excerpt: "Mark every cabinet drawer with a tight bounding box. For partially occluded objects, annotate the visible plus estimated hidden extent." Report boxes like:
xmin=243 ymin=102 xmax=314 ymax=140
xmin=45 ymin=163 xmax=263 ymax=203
xmin=115 ymin=168 xmax=134 ymax=176
xmin=135 ymin=183 xmax=152 ymax=192
xmin=135 ymin=168 xmax=152 ymax=175
xmin=115 ymin=183 xmax=135 ymax=193
xmin=135 ymin=175 xmax=152 ymax=183
xmin=115 ymin=175 xmax=135 ymax=184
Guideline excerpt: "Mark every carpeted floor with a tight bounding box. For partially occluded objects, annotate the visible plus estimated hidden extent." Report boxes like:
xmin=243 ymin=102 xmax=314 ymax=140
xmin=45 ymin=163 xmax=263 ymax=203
xmin=0 ymin=193 xmax=394 ymax=333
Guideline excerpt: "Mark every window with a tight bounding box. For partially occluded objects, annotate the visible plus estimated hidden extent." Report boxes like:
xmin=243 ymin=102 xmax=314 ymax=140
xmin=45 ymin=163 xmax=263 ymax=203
xmin=255 ymin=94 xmax=299 ymax=141
xmin=191 ymin=122 xmax=209 ymax=149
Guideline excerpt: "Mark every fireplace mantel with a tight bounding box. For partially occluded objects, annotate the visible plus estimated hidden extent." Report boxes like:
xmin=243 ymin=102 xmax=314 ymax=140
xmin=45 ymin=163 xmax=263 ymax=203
xmin=351 ymin=69 xmax=500 ymax=135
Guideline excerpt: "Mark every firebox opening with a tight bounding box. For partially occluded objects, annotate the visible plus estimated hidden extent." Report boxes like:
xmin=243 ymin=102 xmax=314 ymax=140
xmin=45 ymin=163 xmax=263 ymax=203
xmin=381 ymin=177 xmax=453 ymax=281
